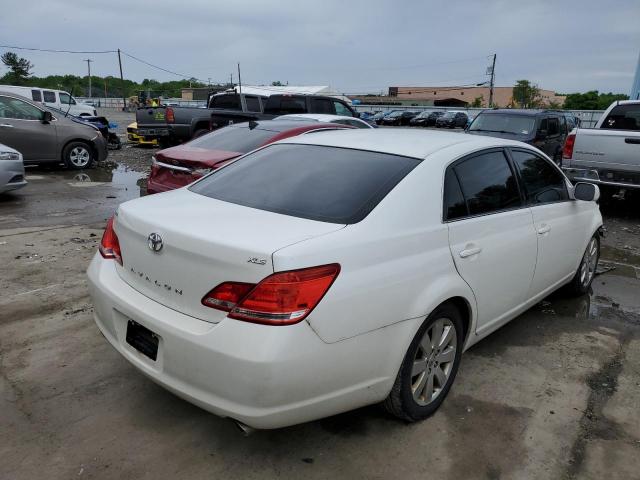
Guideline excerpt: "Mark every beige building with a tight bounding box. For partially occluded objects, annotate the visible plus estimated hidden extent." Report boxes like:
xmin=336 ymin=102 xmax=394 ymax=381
xmin=386 ymin=86 xmax=565 ymax=108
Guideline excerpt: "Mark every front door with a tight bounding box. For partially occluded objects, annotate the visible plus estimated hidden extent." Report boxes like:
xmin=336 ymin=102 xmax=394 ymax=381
xmin=444 ymin=149 xmax=537 ymax=334
xmin=0 ymin=95 xmax=57 ymax=161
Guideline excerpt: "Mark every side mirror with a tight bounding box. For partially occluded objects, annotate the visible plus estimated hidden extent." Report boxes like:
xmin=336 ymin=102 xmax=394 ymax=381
xmin=42 ymin=111 xmax=53 ymax=123
xmin=573 ymin=182 xmax=600 ymax=202
xmin=536 ymin=129 xmax=547 ymax=140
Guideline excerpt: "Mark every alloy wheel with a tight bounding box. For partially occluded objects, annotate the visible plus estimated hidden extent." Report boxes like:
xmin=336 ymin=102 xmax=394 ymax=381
xmin=411 ymin=318 xmax=457 ymax=406
xmin=580 ymin=237 xmax=598 ymax=288
xmin=69 ymin=146 xmax=91 ymax=167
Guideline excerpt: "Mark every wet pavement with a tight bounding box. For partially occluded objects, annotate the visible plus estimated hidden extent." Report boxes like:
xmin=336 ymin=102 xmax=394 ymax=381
xmin=1 ymin=115 xmax=639 ymax=479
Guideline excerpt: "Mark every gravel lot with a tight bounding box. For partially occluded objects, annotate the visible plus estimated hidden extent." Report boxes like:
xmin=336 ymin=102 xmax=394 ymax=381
xmin=1 ymin=109 xmax=639 ymax=479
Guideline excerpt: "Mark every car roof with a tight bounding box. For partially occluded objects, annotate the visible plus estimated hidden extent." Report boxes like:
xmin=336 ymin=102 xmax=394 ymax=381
xmin=280 ymin=128 xmax=526 ymax=159
xmin=275 ymin=114 xmax=365 ymax=123
xmin=478 ymin=109 xmax=559 ymax=117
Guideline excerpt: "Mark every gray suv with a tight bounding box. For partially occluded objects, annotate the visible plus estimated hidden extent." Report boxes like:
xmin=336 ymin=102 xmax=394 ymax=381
xmin=0 ymin=91 xmax=107 ymax=169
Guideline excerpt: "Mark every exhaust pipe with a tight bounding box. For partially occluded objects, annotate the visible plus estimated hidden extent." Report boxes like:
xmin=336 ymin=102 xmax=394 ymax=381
xmin=233 ymin=419 xmax=255 ymax=437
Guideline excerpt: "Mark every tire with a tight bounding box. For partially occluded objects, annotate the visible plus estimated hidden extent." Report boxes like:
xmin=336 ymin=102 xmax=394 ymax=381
xmin=565 ymin=234 xmax=600 ymax=296
xmin=63 ymin=141 xmax=95 ymax=170
xmin=383 ymin=303 xmax=464 ymax=422
xmin=192 ymin=129 xmax=209 ymax=139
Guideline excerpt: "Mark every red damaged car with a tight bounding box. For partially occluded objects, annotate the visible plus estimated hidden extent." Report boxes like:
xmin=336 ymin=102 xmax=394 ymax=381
xmin=147 ymin=119 xmax=352 ymax=194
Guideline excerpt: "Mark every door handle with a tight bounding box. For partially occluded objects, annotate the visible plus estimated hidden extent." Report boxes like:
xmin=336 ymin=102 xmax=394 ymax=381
xmin=459 ymin=246 xmax=482 ymax=258
xmin=0 ymin=123 xmax=14 ymax=128
xmin=624 ymin=138 xmax=640 ymax=145
xmin=537 ymin=224 xmax=551 ymax=235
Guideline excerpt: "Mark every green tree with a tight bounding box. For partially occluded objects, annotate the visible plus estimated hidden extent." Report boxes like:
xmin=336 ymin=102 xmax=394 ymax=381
xmin=1 ymin=51 xmax=34 ymax=85
xmin=470 ymin=95 xmax=484 ymax=108
xmin=562 ymin=91 xmax=629 ymax=110
xmin=512 ymin=80 xmax=541 ymax=108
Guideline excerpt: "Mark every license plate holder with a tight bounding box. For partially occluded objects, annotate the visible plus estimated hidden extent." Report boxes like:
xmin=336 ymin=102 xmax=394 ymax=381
xmin=126 ymin=320 xmax=159 ymax=361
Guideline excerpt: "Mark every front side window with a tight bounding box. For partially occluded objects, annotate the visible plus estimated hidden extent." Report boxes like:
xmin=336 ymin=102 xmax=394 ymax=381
xmin=453 ymin=150 xmax=521 ymax=217
xmin=59 ymin=92 xmax=76 ymax=105
xmin=333 ymin=101 xmax=353 ymax=116
xmin=510 ymin=149 xmax=569 ymax=204
xmin=190 ymin=144 xmax=421 ymax=224
xmin=43 ymin=91 xmax=56 ymax=103
xmin=0 ymin=96 xmax=44 ymax=120
xmin=31 ymin=90 xmax=42 ymax=102
xmin=601 ymin=104 xmax=640 ymax=131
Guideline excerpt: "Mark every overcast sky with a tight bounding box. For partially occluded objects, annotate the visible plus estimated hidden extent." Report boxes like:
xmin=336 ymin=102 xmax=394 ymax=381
xmin=1 ymin=0 xmax=638 ymax=94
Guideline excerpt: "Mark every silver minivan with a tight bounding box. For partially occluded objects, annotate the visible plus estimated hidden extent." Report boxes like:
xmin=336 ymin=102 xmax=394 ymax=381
xmin=0 ymin=91 xmax=107 ymax=169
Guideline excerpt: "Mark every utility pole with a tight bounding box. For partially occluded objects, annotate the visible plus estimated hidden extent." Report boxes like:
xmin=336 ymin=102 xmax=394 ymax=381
xmin=230 ymin=73 xmax=233 ymax=86
xmin=237 ymin=63 xmax=242 ymax=94
xmin=117 ymin=49 xmax=126 ymax=111
xmin=488 ymin=53 xmax=496 ymax=107
xmin=84 ymin=59 xmax=93 ymax=97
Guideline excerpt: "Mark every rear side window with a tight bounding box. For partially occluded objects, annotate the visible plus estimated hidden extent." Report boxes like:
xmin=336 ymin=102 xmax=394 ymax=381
xmin=511 ymin=149 xmax=569 ymax=204
xmin=311 ymin=98 xmax=335 ymax=114
xmin=190 ymin=144 xmax=421 ymax=224
xmin=209 ymin=94 xmax=241 ymax=110
xmin=43 ymin=91 xmax=56 ymax=103
xmin=601 ymin=104 xmax=640 ymax=131
xmin=443 ymin=169 xmax=467 ymax=220
xmin=548 ymin=117 xmax=560 ymax=136
xmin=264 ymin=96 xmax=307 ymax=114
xmin=188 ymin=124 xmax=276 ymax=153
xmin=245 ymin=96 xmax=261 ymax=112
xmin=31 ymin=90 xmax=42 ymax=102
xmin=453 ymin=151 xmax=521 ymax=217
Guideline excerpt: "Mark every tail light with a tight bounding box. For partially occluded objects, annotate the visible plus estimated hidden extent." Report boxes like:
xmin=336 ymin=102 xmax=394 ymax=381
xmin=99 ymin=216 xmax=122 ymax=265
xmin=201 ymin=264 xmax=340 ymax=325
xmin=166 ymin=107 xmax=175 ymax=123
xmin=563 ymin=132 xmax=576 ymax=160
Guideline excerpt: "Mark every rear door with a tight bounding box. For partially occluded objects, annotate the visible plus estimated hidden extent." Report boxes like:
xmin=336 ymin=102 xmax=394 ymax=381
xmin=445 ymin=149 xmax=537 ymax=334
xmin=0 ymin=95 xmax=57 ymax=161
xmin=509 ymin=148 xmax=586 ymax=296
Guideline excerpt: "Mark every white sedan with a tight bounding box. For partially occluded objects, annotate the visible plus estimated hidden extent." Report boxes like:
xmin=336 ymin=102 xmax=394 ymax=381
xmin=87 ymin=129 xmax=602 ymax=429
xmin=274 ymin=113 xmax=375 ymax=128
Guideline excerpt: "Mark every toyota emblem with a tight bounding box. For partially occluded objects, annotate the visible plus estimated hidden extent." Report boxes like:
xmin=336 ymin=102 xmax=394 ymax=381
xmin=148 ymin=233 xmax=163 ymax=252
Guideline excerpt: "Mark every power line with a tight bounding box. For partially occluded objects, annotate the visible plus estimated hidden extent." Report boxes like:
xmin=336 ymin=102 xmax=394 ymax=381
xmin=119 ymin=50 xmax=200 ymax=80
xmin=0 ymin=44 xmax=115 ymax=54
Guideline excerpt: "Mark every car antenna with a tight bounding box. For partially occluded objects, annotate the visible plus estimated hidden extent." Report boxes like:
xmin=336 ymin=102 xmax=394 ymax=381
xmin=65 ymin=87 xmax=74 ymax=117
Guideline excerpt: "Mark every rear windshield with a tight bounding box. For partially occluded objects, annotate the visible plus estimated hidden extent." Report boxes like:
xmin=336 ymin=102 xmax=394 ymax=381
xmin=264 ymin=96 xmax=307 ymax=115
xmin=469 ymin=113 xmax=536 ymax=135
xmin=601 ymin=104 xmax=640 ymax=131
xmin=188 ymin=124 xmax=276 ymax=153
xmin=190 ymin=144 xmax=421 ymax=224
xmin=209 ymin=94 xmax=242 ymax=110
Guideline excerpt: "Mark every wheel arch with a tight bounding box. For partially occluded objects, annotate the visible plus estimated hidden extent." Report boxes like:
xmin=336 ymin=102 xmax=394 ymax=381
xmin=60 ymin=138 xmax=97 ymax=163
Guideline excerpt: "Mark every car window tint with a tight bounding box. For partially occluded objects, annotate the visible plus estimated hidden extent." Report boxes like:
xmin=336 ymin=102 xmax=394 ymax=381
xmin=511 ymin=150 xmax=569 ymax=204
xmin=209 ymin=94 xmax=241 ymax=110
xmin=43 ymin=91 xmax=56 ymax=103
xmin=454 ymin=151 xmax=521 ymax=216
xmin=59 ymin=92 xmax=75 ymax=105
xmin=264 ymin=96 xmax=307 ymax=114
xmin=245 ymin=96 xmax=261 ymax=112
xmin=188 ymin=124 xmax=276 ymax=153
xmin=31 ymin=90 xmax=42 ymax=102
xmin=443 ymin=168 xmax=468 ymax=220
xmin=601 ymin=104 xmax=640 ymax=131
xmin=311 ymin=98 xmax=334 ymax=114
xmin=538 ymin=118 xmax=548 ymax=133
xmin=548 ymin=117 xmax=560 ymax=136
xmin=190 ymin=144 xmax=421 ymax=224
xmin=0 ymin=96 xmax=43 ymax=120
xmin=333 ymin=101 xmax=353 ymax=117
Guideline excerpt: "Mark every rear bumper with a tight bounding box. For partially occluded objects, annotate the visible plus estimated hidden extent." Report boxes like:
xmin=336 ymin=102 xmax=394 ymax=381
xmin=0 ymin=160 xmax=27 ymax=193
xmin=87 ymin=254 xmax=401 ymax=428
xmin=562 ymin=166 xmax=640 ymax=189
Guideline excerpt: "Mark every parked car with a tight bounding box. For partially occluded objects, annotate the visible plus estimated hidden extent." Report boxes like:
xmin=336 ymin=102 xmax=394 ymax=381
xmin=147 ymin=119 xmax=353 ymax=194
xmin=0 ymin=142 xmax=27 ymax=193
xmin=424 ymin=111 xmax=445 ymax=127
xmin=88 ymin=129 xmax=602 ymax=429
xmin=409 ymin=110 xmax=436 ymax=127
xmin=136 ymin=92 xmax=359 ymax=147
xmin=381 ymin=110 xmax=418 ymax=126
xmin=274 ymin=113 xmax=375 ymax=128
xmin=435 ymin=111 xmax=469 ymax=128
xmin=0 ymin=85 xmax=96 ymax=116
xmin=127 ymin=122 xmax=158 ymax=146
xmin=562 ymin=100 xmax=640 ymax=195
xmin=374 ymin=110 xmax=396 ymax=125
xmin=0 ymin=91 xmax=108 ymax=169
xmin=466 ymin=109 xmax=569 ymax=163
xmin=47 ymin=106 xmax=121 ymax=150
xmin=358 ymin=111 xmax=377 ymax=123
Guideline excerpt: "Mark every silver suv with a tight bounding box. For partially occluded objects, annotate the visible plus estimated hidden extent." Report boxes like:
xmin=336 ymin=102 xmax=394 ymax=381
xmin=0 ymin=91 xmax=107 ymax=169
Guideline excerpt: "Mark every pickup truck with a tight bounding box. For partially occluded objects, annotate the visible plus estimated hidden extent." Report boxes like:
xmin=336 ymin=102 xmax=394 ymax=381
xmin=562 ymin=100 xmax=640 ymax=196
xmin=136 ymin=92 xmax=359 ymax=146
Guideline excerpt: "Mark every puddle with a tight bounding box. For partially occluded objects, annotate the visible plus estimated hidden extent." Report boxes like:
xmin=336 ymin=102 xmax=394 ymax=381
xmin=600 ymin=245 xmax=640 ymax=268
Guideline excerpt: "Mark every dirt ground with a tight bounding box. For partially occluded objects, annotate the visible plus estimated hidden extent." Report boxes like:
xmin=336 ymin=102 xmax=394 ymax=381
xmin=1 ymin=109 xmax=639 ymax=479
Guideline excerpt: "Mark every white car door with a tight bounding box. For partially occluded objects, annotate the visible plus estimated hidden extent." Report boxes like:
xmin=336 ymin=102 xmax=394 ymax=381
xmin=445 ymin=149 xmax=538 ymax=335
xmin=509 ymin=148 xmax=589 ymax=296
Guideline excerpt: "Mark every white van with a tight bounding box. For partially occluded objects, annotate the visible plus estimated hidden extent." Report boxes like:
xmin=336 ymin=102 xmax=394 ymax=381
xmin=0 ymin=85 xmax=96 ymax=117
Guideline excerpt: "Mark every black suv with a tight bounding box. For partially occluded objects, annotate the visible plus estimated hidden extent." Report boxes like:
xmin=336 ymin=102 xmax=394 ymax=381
xmin=466 ymin=109 xmax=570 ymax=164
xmin=381 ymin=110 xmax=418 ymax=126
